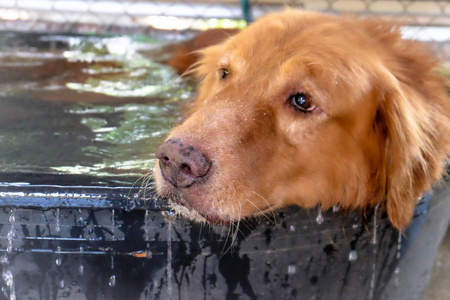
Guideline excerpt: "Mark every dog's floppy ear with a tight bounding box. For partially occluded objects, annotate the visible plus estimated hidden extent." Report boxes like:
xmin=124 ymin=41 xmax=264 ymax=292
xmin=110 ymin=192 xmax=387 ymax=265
xmin=375 ymin=68 xmax=450 ymax=231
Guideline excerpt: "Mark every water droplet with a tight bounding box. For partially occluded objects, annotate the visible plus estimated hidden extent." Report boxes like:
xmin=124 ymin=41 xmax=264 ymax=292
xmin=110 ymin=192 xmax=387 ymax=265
xmin=1 ymin=255 xmax=9 ymax=265
xmin=332 ymin=205 xmax=340 ymax=212
xmin=2 ymin=270 xmax=13 ymax=287
xmin=144 ymin=209 xmax=150 ymax=241
xmin=6 ymin=245 xmax=13 ymax=254
xmin=352 ymin=223 xmax=358 ymax=229
xmin=394 ymin=267 xmax=400 ymax=286
xmin=348 ymin=250 xmax=358 ymax=262
xmin=6 ymin=209 xmax=16 ymax=254
xmin=146 ymin=250 xmax=153 ymax=259
xmin=288 ymin=265 xmax=296 ymax=275
xmin=108 ymin=275 xmax=116 ymax=287
xmin=316 ymin=209 xmax=324 ymax=225
xmin=79 ymin=265 xmax=84 ymax=276
xmin=59 ymin=280 xmax=65 ymax=289
xmin=56 ymin=246 xmax=61 ymax=253
xmin=56 ymin=258 xmax=62 ymax=267
xmin=166 ymin=217 xmax=173 ymax=298
xmin=396 ymin=232 xmax=402 ymax=259
xmin=370 ymin=269 xmax=376 ymax=289
xmin=1 ymin=268 xmax=16 ymax=299
xmin=289 ymin=225 xmax=295 ymax=232
xmin=368 ymin=205 xmax=379 ymax=300
xmin=372 ymin=204 xmax=379 ymax=245
xmin=78 ymin=209 xmax=84 ymax=224
xmin=394 ymin=232 xmax=402 ymax=287
xmin=55 ymin=208 xmax=61 ymax=233
xmin=111 ymin=209 xmax=116 ymax=239
xmin=1 ymin=287 xmax=7 ymax=297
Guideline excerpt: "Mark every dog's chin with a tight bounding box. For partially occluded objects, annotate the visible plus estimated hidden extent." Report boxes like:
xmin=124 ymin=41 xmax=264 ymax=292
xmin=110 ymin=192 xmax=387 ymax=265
xmin=164 ymin=196 xmax=232 ymax=226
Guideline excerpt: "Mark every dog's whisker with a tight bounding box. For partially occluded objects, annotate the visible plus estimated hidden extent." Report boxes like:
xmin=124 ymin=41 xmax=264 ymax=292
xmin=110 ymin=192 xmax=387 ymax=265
xmin=135 ymin=169 xmax=154 ymax=202
xmin=246 ymin=198 xmax=273 ymax=223
xmin=231 ymin=200 xmax=242 ymax=246
xmin=249 ymin=191 xmax=277 ymax=225
xmin=219 ymin=196 xmax=241 ymax=257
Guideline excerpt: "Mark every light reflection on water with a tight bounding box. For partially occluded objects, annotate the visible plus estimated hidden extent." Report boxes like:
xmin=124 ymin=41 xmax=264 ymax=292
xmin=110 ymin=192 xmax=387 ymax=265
xmin=0 ymin=32 xmax=194 ymax=183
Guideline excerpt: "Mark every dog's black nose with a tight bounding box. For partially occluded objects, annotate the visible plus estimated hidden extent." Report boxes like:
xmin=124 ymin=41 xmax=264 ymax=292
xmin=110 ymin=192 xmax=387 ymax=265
xmin=155 ymin=138 xmax=211 ymax=188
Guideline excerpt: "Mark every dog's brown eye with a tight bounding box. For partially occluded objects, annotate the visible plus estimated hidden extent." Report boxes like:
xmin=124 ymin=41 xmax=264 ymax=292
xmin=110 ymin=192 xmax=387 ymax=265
xmin=220 ymin=69 xmax=229 ymax=80
xmin=289 ymin=92 xmax=316 ymax=112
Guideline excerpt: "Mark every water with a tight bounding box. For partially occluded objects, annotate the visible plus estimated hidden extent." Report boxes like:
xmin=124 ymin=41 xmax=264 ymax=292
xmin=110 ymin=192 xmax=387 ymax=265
xmin=111 ymin=209 xmax=116 ymax=240
xmin=0 ymin=32 xmax=193 ymax=181
xmin=2 ymin=209 xmax=16 ymax=299
xmin=395 ymin=232 xmax=403 ymax=287
xmin=79 ymin=264 xmax=85 ymax=276
xmin=78 ymin=209 xmax=84 ymax=225
xmin=1 ymin=255 xmax=9 ymax=265
xmin=394 ymin=267 xmax=401 ymax=287
xmin=372 ymin=205 xmax=379 ymax=245
xmin=110 ymin=256 xmax=115 ymax=270
xmin=7 ymin=208 xmax=16 ymax=254
xmin=396 ymin=232 xmax=402 ymax=259
xmin=167 ymin=220 xmax=173 ymax=298
xmin=316 ymin=208 xmax=324 ymax=225
xmin=55 ymin=208 xmax=61 ymax=233
xmin=287 ymin=265 xmax=296 ymax=275
xmin=109 ymin=275 xmax=116 ymax=287
xmin=162 ymin=210 xmax=176 ymax=299
xmin=368 ymin=205 xmax=379 ymax=300
xmin=348 ymin=250 xmax=358 ymax=262
xmin=2 ymin=270 xmax=16 ymax=300
xmin=144 ymin=209 xmax=150 ymax=241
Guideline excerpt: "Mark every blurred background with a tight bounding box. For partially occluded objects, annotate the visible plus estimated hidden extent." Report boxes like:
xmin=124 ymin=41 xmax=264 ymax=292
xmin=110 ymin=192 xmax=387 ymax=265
xmin=0 ymin=0 xmax=449 ymax=62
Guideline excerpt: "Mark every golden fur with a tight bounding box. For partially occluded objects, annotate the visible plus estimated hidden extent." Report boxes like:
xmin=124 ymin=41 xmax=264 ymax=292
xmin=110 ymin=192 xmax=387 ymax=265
xmin=154 ymin=10 xmax=450 ymax=231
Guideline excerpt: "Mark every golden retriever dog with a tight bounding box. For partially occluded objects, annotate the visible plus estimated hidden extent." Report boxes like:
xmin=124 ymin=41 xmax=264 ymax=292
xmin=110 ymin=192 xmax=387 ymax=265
xmin=154 ymin=9 xmax=450 ymax=231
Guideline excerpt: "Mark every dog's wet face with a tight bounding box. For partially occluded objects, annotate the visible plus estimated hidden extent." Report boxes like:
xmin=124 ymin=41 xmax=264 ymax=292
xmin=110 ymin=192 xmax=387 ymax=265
xmin=154 ymin=10 xmax=450 ymax=230
xmin=154 ymin=12 xmax=384 ymax=224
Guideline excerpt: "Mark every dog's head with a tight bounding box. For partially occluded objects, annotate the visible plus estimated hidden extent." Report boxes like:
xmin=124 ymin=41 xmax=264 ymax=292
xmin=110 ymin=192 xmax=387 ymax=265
xmin=154 ymin=10 xmax=450 ymax=230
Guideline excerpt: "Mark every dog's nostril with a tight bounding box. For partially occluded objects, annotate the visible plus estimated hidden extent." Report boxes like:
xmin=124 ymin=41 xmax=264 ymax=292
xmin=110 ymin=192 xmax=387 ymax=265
xmin=158 ymin=155 xmax=171 ymax=166
xmin=180 ymin=163 xmax=193 ymax=176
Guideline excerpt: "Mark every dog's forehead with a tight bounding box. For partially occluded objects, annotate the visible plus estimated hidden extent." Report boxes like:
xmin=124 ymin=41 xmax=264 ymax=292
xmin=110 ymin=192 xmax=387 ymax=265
xmin=217 ymin=14 xmax=377 ymax=107
xmin=231 ymin=14 xmax=340 ymax=53
xmin=224 ymin=14 xmax=368 ymax=76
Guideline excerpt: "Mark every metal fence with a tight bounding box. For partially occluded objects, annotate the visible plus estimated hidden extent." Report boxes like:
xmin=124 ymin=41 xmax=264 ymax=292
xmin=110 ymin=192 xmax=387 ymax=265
xmin=0 ymin=0 xmax=449 ymax=60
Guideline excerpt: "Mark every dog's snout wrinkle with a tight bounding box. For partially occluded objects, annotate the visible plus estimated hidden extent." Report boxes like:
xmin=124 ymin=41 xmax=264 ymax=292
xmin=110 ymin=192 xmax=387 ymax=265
xmin=156 ymin=139 xmax=211 ymax=188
